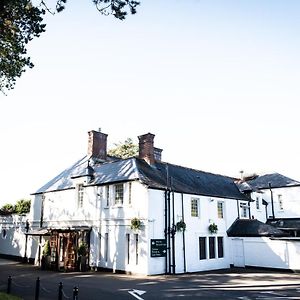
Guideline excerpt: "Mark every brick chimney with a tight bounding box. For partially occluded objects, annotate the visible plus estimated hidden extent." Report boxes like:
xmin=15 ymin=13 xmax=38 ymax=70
xmin=138 ymin=133 xmax=162 ymax=164
xmin=87 ymin=129 xmax=108 ymax=161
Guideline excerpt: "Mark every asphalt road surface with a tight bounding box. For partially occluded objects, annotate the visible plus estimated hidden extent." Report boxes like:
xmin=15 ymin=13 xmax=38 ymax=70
xmin=0 ymin=259 xmax=300 ymax=299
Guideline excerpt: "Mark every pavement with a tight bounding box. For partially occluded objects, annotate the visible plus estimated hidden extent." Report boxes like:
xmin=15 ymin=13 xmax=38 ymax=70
xmin=0 ymin=258 xmax=300 ymax=299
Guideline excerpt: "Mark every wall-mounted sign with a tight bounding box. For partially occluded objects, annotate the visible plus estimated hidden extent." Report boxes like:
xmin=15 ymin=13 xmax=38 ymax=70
xmin=151 ymin=239 xmax=167 ymax=257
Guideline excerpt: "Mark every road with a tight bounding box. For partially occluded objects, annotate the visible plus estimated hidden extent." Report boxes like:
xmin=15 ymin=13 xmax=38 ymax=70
xmin=0 ymin=259 xmax=300 ymax=299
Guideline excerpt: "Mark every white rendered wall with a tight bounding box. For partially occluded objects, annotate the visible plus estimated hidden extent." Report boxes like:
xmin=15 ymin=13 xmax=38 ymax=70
xmin=231 ymin=237 xmax=300 ymax=270
xmin=0 ymin=215 xmax=29 ymax=258
xmin=251 ymin=186 xmax=300 ymax=220
xmin=147 ymin=189 xmax=241 ymax=275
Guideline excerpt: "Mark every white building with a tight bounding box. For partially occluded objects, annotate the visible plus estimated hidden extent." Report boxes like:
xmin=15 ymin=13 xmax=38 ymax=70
xmin=1 ymin=130 xmax=299 ymax=274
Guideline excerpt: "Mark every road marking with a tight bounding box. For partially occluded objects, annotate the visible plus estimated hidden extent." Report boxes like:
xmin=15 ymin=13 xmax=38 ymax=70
xmin=259 ymin=291 xmax=287 ymax=296
xmin=128 ymin=289 xmax=146 ymax=300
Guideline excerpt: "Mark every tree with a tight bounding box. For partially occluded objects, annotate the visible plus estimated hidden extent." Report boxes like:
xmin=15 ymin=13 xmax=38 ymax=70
xmin=108 ymin=138 xmax=138 ymax=159
xmin=14 ymin=199 xmax=31 ymax=214
xmin=0 ymin=203 xmax=15 ymax=215
xmin=0 ymin=0 xmax=140 ymax=94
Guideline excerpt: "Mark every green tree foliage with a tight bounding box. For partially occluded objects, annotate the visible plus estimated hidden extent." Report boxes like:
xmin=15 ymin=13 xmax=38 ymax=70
xmin=42 ymin=240 xmax=51 ymax=256
xmin=0 ymin=0 xmax=140 ymax=94
xmin=14 ymin=199 xmax=31 ymax=214
xmin=108 ymin=138 xmax=138 ymax=159
xmin=0 ymin=203 xmax=15 ymax=215
xmin=0 ymin=0 xmax=46 ymax=93
xmin=0 ymin=199 xmax=31 ymax=215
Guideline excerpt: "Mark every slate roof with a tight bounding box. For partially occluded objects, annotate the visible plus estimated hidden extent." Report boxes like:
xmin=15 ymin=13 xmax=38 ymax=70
xmin=33 ymin=157 xmax=248 ymax=200
xmin=244 ymin=173 xmax=300 ymax=190
xmin=266 ymin=218 xmax=300 ymax=231
xmin=227 ymin=218 xmax=289 ymax=237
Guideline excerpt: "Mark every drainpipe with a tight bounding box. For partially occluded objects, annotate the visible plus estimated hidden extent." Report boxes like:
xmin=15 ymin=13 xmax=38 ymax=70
xmin=38 ymin=194 xmax=45 ymax=265
xmin=268 ymin=183 xmax=275 ymax=219
xmin=171 ymin=189 xmax=176 ymax=274
xmin=181 ymin=193 xmax=186 ymax=273
xmin=164 ymin=190 xmax=168 ymax=275
xmin=24 ymin=219 xmax=29 ymax=262
xmin=167 ymin=190 xmax=171 ymax=274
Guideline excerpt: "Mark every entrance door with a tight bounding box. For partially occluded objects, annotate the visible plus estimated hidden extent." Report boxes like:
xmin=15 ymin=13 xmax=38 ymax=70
xmin=232 ymin=239 xmax=245 ymax=267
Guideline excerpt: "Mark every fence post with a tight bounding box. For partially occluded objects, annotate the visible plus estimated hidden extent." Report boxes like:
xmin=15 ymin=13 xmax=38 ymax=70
xmin=35 ymin=277 xmax=40 ymax=300
xmin=7 ymin=276 xmax=12 ymax=294
xmin=58 ymin=282 xmax=63 ymax=300
xmin=73 ymin=286 xmax=79 ymax=300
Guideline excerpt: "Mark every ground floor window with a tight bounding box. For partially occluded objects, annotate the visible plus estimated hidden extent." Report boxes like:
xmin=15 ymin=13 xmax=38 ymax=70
xmin=105 ymin=233 xmax=109 ymax=262
xmin=217 ymin=236 xmax=224 ymax=258
xmin=209 ymin=237 xmax=216 ymax=259
xmin=126 ymin=233 xmax=130 ymax=264
xmin=199 ymin=236 xmax=225 ymax=260
xmin=199 ymin=237 xmax=207 ymax=260
xmin=135 ymin=234 xmax=139 ymax=265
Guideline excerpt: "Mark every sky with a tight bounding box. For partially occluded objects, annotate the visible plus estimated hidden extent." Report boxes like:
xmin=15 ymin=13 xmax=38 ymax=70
xmin=1 ymin=0 xmax=300 ymax=205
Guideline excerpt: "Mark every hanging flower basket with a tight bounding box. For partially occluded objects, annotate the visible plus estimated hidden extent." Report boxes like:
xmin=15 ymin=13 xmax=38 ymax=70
xmin=208 ymin=223 xmax=218 ymax=234
xmin=176 ymin=220 xmax=186 ymax=232
xmin=130 ymin=217 xmax=141 ymax=230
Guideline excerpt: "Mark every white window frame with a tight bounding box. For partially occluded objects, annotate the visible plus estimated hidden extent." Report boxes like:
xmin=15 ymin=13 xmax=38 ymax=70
xmin=105 ymin=185 xmax=110 ymax=207
xmin=217 ymin=201 xmax=224 ymax=219
xmin=191 ymin=197 xmax=199 ymax=217
xmin=114 ymin=183 xmax=124 ymax=206
xmin=77 ymin=184 xmax=84 ymax=208
xmin=128 ymin=182 xmax=132 ymax=205
xmin=278 ymin=194 xmax=283 ymax=210
xmin=256 ymin=197 xmax=260 ymax=210
xmin=241 ymin=206 xmax=247 ymax=218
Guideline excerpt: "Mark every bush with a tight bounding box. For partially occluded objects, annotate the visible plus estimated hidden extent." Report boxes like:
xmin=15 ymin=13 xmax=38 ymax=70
xmin=77 ymin=243 xmax=87 ymax=256
xmin=42 ymin=240 xmax=51 ymax=256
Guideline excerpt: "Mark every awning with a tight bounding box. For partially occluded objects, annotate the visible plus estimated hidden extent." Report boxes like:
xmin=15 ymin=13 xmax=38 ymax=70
xmin=25 ymin=228 xmax=50 ymax=236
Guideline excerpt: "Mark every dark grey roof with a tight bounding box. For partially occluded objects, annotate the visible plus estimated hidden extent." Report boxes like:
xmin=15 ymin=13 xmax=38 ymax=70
xmin=227 ymin=218 xmax=289 ymax=237
xmin=245 ymin=173 xmax=300 ymax=190
xmin=33 ymin=157 xmax=248 ymax=200
xmin=266 ymin=218 xmax=300 ymax=231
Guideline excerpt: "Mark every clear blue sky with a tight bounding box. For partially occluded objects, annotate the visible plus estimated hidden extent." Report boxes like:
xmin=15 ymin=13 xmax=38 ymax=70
xmin=1 ymin=0 xmax=300 ymax=204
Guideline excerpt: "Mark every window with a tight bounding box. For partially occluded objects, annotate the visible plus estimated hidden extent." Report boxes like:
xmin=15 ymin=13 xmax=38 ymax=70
xmin=217 ymin=237 xmax=224 ymax=258
xmin=78 ymin=184 xmax=84 ymax=208
xmin=135 ymin=234 xmax=139 ymax=265
xmin=114 ymin=184 xmax=124 ymax=205
xmin=241 ymin=207 xmax=247 ymax=218
xmin=106 ymin=186 xmax=110 ymax=207
xmin=128 ymin=182 xmax=132 ymax=205
xmin=126 ymin=234 xmax=130 ymax=264
xmin=191 ymin=198 xmax=199 ymax=217
xmin=199 ymin=237 xmax=206 ymax=260
xmin=209 ymin=237 xmax=216 ymax=259
xmin=217 ymin=202 xmax=224 ymax=218
xmin=256 ymin=197 xmax=260 ymax=210
xmin=104 ymin=233 xmax=109 ymax=262
xmin=278 ymin=195 xmax=283 ymax=210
